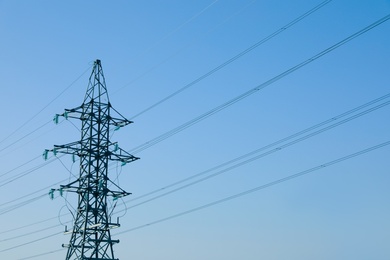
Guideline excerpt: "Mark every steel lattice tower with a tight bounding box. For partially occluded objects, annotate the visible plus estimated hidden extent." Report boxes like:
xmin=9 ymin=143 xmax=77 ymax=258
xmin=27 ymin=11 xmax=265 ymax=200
xmin=48 ymin=60 xmax=139 ymax=260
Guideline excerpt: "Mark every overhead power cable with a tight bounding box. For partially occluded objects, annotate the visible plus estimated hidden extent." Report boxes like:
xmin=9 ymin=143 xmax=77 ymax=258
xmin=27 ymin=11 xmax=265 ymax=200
xmin=6 ymin=140 xmax=389 ymax=254
xmin=0 ymin=217 xmax=68 ymax=244
xmin=115 ymin=140 xmax=390 ymax=235
xmin=0 ymin=65 xmax=91 ymax=148
xmin=0 ymin=232 xmax=61 ymax=253
xmin=0 ymin=223 xmax=60 ymax=243
xmin=129 ymin=0 xmax=333 ymax=119
xmin=124 ymin=0 xmax=220 ymax=68
xmin=124 ymin=92 xmax=390 ymax=203
xmin=17 ymin=249 xmax=65 ymax=260
xmin=3 ymin=92 xmax=389 ymax=244
xmin=115 ymin=99 xmax=390 ymax=212
xmin=0 ymin=215 xmax=59 ymax=235
xmin=128 ymin=13 xmax=390 ymax=154
xmin=0 ymin=177 xmax=69 ymax=214
xmin=1 ymin=8 xmax=388 ymax=256
xmin=114 ymin=0 xmax=258 ymax=95
xmin=0 ymin=155 xmax=41 ymax=179
xmin=0 ymin=155 xmax=64 ymax=188
xmin=0 ymin=120 xmax=52 ymax=156
xmin=4 ymin=117 xmax=70 ymax=157
xmin=0 ymin=194 xmax=46 ymax=216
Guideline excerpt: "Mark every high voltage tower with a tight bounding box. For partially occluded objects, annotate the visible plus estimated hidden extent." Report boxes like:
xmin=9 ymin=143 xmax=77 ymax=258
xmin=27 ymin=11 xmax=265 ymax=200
xmin=47 ymin=59 xmax=139 ymax=259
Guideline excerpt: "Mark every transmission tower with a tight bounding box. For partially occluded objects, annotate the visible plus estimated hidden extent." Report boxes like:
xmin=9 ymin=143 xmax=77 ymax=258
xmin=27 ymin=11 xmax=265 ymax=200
xmin=47 ymin=59 xmax=139 ymax=260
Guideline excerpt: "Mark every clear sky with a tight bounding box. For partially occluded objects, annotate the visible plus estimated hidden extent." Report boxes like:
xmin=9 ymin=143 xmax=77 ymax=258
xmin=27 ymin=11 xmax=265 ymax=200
xmin=0 ymin=0 xmax=389 ymax=259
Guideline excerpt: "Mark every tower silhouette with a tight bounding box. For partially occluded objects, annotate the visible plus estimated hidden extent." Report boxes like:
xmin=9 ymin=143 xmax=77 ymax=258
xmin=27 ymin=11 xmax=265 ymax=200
xmin=48 ymin=59 xmax=139 ymax=259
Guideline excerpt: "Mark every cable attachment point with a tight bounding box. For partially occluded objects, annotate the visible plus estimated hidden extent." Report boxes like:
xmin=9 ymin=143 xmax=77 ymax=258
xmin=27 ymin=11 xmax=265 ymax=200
xmin=49 ymin=188 xmax=55 ymax=200
xmin=43 ymin=149 xmax=49 ymax=160
xmin=53 ymin=114 xmax=60 ymax=124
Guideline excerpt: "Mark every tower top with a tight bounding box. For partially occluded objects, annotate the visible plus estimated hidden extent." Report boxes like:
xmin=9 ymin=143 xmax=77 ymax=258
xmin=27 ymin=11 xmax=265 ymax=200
xmin=84 ymin=59 xmax=109 ymax=104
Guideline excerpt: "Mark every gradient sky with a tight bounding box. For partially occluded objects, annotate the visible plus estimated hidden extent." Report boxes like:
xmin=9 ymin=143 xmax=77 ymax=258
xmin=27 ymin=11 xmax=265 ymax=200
xmin=0 ymin=0 xmax=389 ymax=259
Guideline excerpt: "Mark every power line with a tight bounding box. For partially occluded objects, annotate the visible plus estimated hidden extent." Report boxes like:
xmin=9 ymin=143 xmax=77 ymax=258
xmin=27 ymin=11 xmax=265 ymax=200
xmin=0 ymin=156 xmax=72 ymax=215
xmin=0 ymin=102 xmax=73 ymax=158
xmin=2 ymin=7 xmax=387 ymax=259
xmin=0 ymin=231 xmax=61 ymax=253
xmin=128 ymin=0 xmax=333 ymax=120
xmin=0 ymin=155 xmax=41 ymax=179
xmin=2 ymin=90 xmax=388 ymax=239
xmin=0 ymin=178 xmax=68 ymax=209
xmin=113 ymin=0 xmax=258 ymax=95
xmin=0 ymin=194 xmax=46 ymax=216
xmin=1 ymin=93 xmax=388 ymax=249
xmin=4 ymin=139 xmax=388 ymax=254
xmin=0 ymin=0 xmax=353 ymax=217
xmin=115 ymin=99 xmax=390 ymax=212
xmin=0 ymin=223 xmax=60 ymax=243
xmin=121 ymin=0 xmax=220 ymax=72
xmin=0 ymin=120 xmax=52 ymax=156
xmin=0 ymin=215 xmax=59 ymax=235
xmin=2 ymin=120 xmax=61 ymax=157
xmin=115 ymin=140 xmax=390 ymax=235
xmin=0 ymin=65 xmax=91 ymax=148
xmin=124 ymin=92 xmax=390 ymax=203
xmin=17 ymin=249 xmax=65 ymax=260
xmin=0 ymin=216 xmax=67 ymax=244
xmin=2 ymin=11 xmax=388 ymax=241
xmin=0 ymin=155 xmax=64 ymax=188
xmin=128 ymin=13 xmax=390 ymax=154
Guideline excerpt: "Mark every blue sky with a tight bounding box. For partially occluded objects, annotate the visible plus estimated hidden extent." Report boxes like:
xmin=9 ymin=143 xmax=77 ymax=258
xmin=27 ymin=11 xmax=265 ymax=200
xmin=0 ymin=0 xmax=389 ymax=259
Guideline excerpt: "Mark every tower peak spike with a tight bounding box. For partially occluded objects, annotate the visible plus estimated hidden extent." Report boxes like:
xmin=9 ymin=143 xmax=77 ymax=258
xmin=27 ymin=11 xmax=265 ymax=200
xmin=84 ymin=59 xmax=110 ymax=104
